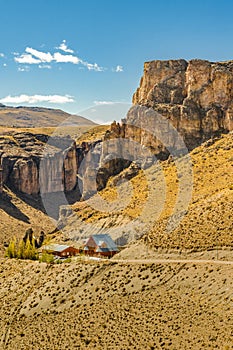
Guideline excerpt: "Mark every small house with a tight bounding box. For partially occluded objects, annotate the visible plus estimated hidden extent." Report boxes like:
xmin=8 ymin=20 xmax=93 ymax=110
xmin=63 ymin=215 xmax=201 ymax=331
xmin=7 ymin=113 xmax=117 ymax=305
xmin=42 ymin=244 xmax=79 ymax=257
xmin=82 ymin=234 xmax=119 ymax=258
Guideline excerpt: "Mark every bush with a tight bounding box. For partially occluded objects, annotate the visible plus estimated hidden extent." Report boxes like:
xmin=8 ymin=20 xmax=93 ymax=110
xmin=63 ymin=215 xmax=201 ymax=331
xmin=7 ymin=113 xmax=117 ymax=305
xmin=39 ymin=251 xmax=54 ymax=264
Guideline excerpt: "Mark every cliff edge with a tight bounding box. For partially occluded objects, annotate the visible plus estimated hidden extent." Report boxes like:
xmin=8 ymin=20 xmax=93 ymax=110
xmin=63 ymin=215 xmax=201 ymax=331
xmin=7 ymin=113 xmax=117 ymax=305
xmin=131 ymin=59 xmax=233 ymax=150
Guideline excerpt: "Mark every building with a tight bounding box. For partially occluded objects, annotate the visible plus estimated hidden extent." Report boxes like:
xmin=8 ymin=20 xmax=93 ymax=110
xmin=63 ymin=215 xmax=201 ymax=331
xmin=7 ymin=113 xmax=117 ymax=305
xmin=82 ymin=234 xmax=119 ymax=258
xmin=42 ymin=244 xmax=79 ymax=258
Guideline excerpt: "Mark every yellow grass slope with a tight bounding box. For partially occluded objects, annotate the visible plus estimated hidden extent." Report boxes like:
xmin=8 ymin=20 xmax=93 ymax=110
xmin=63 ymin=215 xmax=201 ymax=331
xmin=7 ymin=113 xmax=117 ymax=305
xmin=72 ymin=132 xmax=233 ymax=250
xmin=0 ymin=258 xmax=232 ymax=350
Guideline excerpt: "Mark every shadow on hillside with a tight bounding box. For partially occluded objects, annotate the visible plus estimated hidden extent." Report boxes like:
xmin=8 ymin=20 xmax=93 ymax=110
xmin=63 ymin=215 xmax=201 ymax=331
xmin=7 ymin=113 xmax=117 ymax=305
xmin=0 ymin=192 xmax=30 ymax=223
xmin=10 ymin=184 xmax=81 ymax=220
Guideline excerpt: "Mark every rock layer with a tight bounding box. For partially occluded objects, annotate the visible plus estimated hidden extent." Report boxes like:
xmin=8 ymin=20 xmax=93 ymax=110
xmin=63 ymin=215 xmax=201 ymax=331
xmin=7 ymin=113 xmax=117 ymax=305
xmin=1 ymin=59 xmax=233 ymax=197
xmin=78 ymin=59 xmax=233 ymax=199
xmin=0 ymin=133 xmax=77 ymax=195
xmin=132 ymin=59 xmax=233 ymax=150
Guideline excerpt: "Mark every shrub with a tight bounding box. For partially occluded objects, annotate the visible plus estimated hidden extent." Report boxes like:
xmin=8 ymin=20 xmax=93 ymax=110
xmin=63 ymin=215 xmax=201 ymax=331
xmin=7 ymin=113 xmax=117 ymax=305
xmin=39 ymin=251 xmax=54 ymax=264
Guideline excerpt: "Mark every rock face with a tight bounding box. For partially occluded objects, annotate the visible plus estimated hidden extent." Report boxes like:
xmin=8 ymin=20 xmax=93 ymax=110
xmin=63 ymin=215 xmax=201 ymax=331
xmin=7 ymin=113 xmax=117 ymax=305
xmin=0 ymin=133 xmax=77 ymax=195
xmin=10 ymin=158 xmax=39 ymax=194
xmin=1 ymin=59 xmax=233 ymax=198
xmin=77 ymin=139 xmax=130 ymax=199
xmin=132 ymin=59 xmax=233 ymax=150
xmin=77 ymin=59 xmax=233 ymax=199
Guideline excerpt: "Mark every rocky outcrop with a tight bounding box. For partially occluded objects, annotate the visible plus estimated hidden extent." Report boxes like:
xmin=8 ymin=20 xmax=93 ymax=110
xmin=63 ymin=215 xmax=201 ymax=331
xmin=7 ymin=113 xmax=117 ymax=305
xmin=2 ymin=59 xmax=233 ymax=199
xmin=76 ymin=59 xmax=233 ymax=198
xmin=131 ymin=59 xmax=233 ymax=150
xmin=0 ymin=133 xmax=77 ymax=195
xmin=77 ymin=139 xmax=130 ymax=199
xmin=10 ymin=158 xmax=39 ymax=194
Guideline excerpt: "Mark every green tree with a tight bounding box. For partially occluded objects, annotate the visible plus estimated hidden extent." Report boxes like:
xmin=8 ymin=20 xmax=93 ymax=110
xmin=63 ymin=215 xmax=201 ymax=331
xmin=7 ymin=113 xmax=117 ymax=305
xmin=5 ymin=236 xmax=39 ymax=261
xmin=17 ymin=239 xmax=26 ymax=259
xmin=24 ymin=238 xmax=37 ymax=260
xmin=5 ymin=237 xmax=17 ymax=258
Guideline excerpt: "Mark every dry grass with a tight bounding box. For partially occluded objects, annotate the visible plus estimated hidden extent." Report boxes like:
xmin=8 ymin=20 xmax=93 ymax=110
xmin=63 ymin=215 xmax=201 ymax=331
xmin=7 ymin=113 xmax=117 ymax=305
xmin=76 ymin=124 xmax=110 ymax=143
xmin=0 ymin=125 xmax=95 ymax=139
xmin=70 ymin=133 xmax=233 ymax=250
xmin=0 ymin=258 xmax=232 ymax=349
xmin=0 ymin=106 xmax=95 ymax=128
xmin=0 ymin=129 xmax=233 ymax=349
xmin=0 ymin=187 xmax=55 ymax=253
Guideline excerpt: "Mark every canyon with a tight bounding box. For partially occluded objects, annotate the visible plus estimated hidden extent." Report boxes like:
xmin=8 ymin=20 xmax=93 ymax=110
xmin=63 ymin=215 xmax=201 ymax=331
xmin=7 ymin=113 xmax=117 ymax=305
xmin=0 ymin=133 xmax=77 ymax=195
xmin=1 ymin=59 xmax=233 ymax=199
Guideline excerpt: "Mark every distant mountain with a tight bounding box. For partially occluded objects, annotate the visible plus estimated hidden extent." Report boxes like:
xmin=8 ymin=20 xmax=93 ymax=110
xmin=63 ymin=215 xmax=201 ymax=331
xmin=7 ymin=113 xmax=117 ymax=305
xmin=0 ymin=104 xmax=96 ymax=127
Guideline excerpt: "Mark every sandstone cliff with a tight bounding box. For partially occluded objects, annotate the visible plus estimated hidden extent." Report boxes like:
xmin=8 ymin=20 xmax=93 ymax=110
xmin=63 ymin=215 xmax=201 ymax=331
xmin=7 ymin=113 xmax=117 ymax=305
xmin=2 ymin=59 xmax=233 ymax=198
xmin=0 ymin=132 xmax=77 ymax=195
xmin=131 ymin=59 xmax=233 ymax=150
xmin=79 ymin=59 xmax=233 ymax=201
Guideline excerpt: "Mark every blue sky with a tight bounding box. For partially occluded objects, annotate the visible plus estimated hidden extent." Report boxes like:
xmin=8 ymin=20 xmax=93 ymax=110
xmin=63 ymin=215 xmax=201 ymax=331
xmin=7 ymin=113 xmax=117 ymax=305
xmin=0 ymin=0 xmax=233 ymax=123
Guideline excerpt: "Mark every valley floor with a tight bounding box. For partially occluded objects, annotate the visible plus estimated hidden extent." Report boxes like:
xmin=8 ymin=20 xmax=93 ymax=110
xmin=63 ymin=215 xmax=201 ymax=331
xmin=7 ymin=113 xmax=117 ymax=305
xmin=0 ymin=249 xmax=232 ymax=350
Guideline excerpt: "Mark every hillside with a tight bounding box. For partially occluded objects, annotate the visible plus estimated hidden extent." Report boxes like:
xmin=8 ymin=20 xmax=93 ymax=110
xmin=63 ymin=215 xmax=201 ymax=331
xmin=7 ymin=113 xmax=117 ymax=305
xmin=0 ymin=256 xmax=232 ymax=349
xmin=0 ymin=105 xmax=96 ymax=127
xmin=0 ymin=131 xmax=232 ymax=350
xmin=0 ymin=187 xmax=55 ymax=253
xmin=61 ymin=131 xmax=233 ymax=251
xmin=0 ymin=58 xmax=232 ymax=350
xmin=1 ymin=132 xmax=232 ymax=349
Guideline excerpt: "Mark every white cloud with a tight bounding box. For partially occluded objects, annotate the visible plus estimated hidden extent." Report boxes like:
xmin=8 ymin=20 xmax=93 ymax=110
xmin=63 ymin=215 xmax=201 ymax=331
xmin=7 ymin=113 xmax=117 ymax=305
xmin=115 ymin=65 xmax=123 ymax=72
xmin=25 ymin=47 xmax=53 ymax=62
xmin=15 ymin=54 xmax=41 ymax=64
xmin=18 ymin=66 xmax=30 ymax=72
xmin=53 ymin=52 xmax=80 ymax=64
xmin=38 ymin=64 xmax=52 ymax=69
xmin=3 ymin=63 xmax=7 ymax=67
xmin=94 ymin=101 xmax=116 ymax=105
xmin=0 ymin=53 xmax=4 ymax=58
xmin=0 ymin=94 xmax=74 ymax=104
xmin=14 ymin=49 xmax=79 ymax=65
xmin=56 ymin=40 xmax=74 ymax=54
xmin=14 ymin=43 xmax=105 ymax=71
xmin=82 ymin=61 xmax=104 ymax=71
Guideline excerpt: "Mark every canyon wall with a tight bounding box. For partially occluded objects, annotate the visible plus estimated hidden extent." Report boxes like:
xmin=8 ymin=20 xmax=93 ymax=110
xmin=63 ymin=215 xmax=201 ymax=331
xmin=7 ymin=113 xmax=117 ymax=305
xmin=1 ymin=59 xmax=233 ymax=198
xmin=63 ymin=59 xmax=233 ymax=200
xmin=0 ymin=133 xmax=77 ymax=195
xmin=131 ymin=59 xmax=233 ymax=150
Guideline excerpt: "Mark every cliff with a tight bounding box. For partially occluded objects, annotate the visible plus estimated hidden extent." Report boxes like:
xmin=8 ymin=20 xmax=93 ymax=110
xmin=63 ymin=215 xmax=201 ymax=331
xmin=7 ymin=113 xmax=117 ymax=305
xmin=2 ymin=59 xmax=233 ymax=198
xmin=0 ymin=132 xmax=77 ymax=195
xmin=78 ymin=59 xmax=233 ymax=202
xmin=131 ymin=59 xmax=233 ymax=150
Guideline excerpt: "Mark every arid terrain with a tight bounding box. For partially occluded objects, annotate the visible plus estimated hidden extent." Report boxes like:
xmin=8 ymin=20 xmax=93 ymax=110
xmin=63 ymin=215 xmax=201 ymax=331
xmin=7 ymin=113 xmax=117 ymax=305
xmin=0 ymin=252 xmax=232 ymax=350
xmin=0 ymin=105 xmax=96 ymax=128
xmin=0 ymin=131 xmax=232 ymax=350
xmin=0 ymin=59 xmax=233 ymax=349
xmin=64 ymin=132 xmax=233 ymax=252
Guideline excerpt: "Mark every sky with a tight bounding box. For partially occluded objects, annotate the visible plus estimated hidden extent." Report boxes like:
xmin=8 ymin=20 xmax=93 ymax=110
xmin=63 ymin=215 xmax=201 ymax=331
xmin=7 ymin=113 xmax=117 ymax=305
xmin=0 ymin=0 xmax=233 ymax=123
